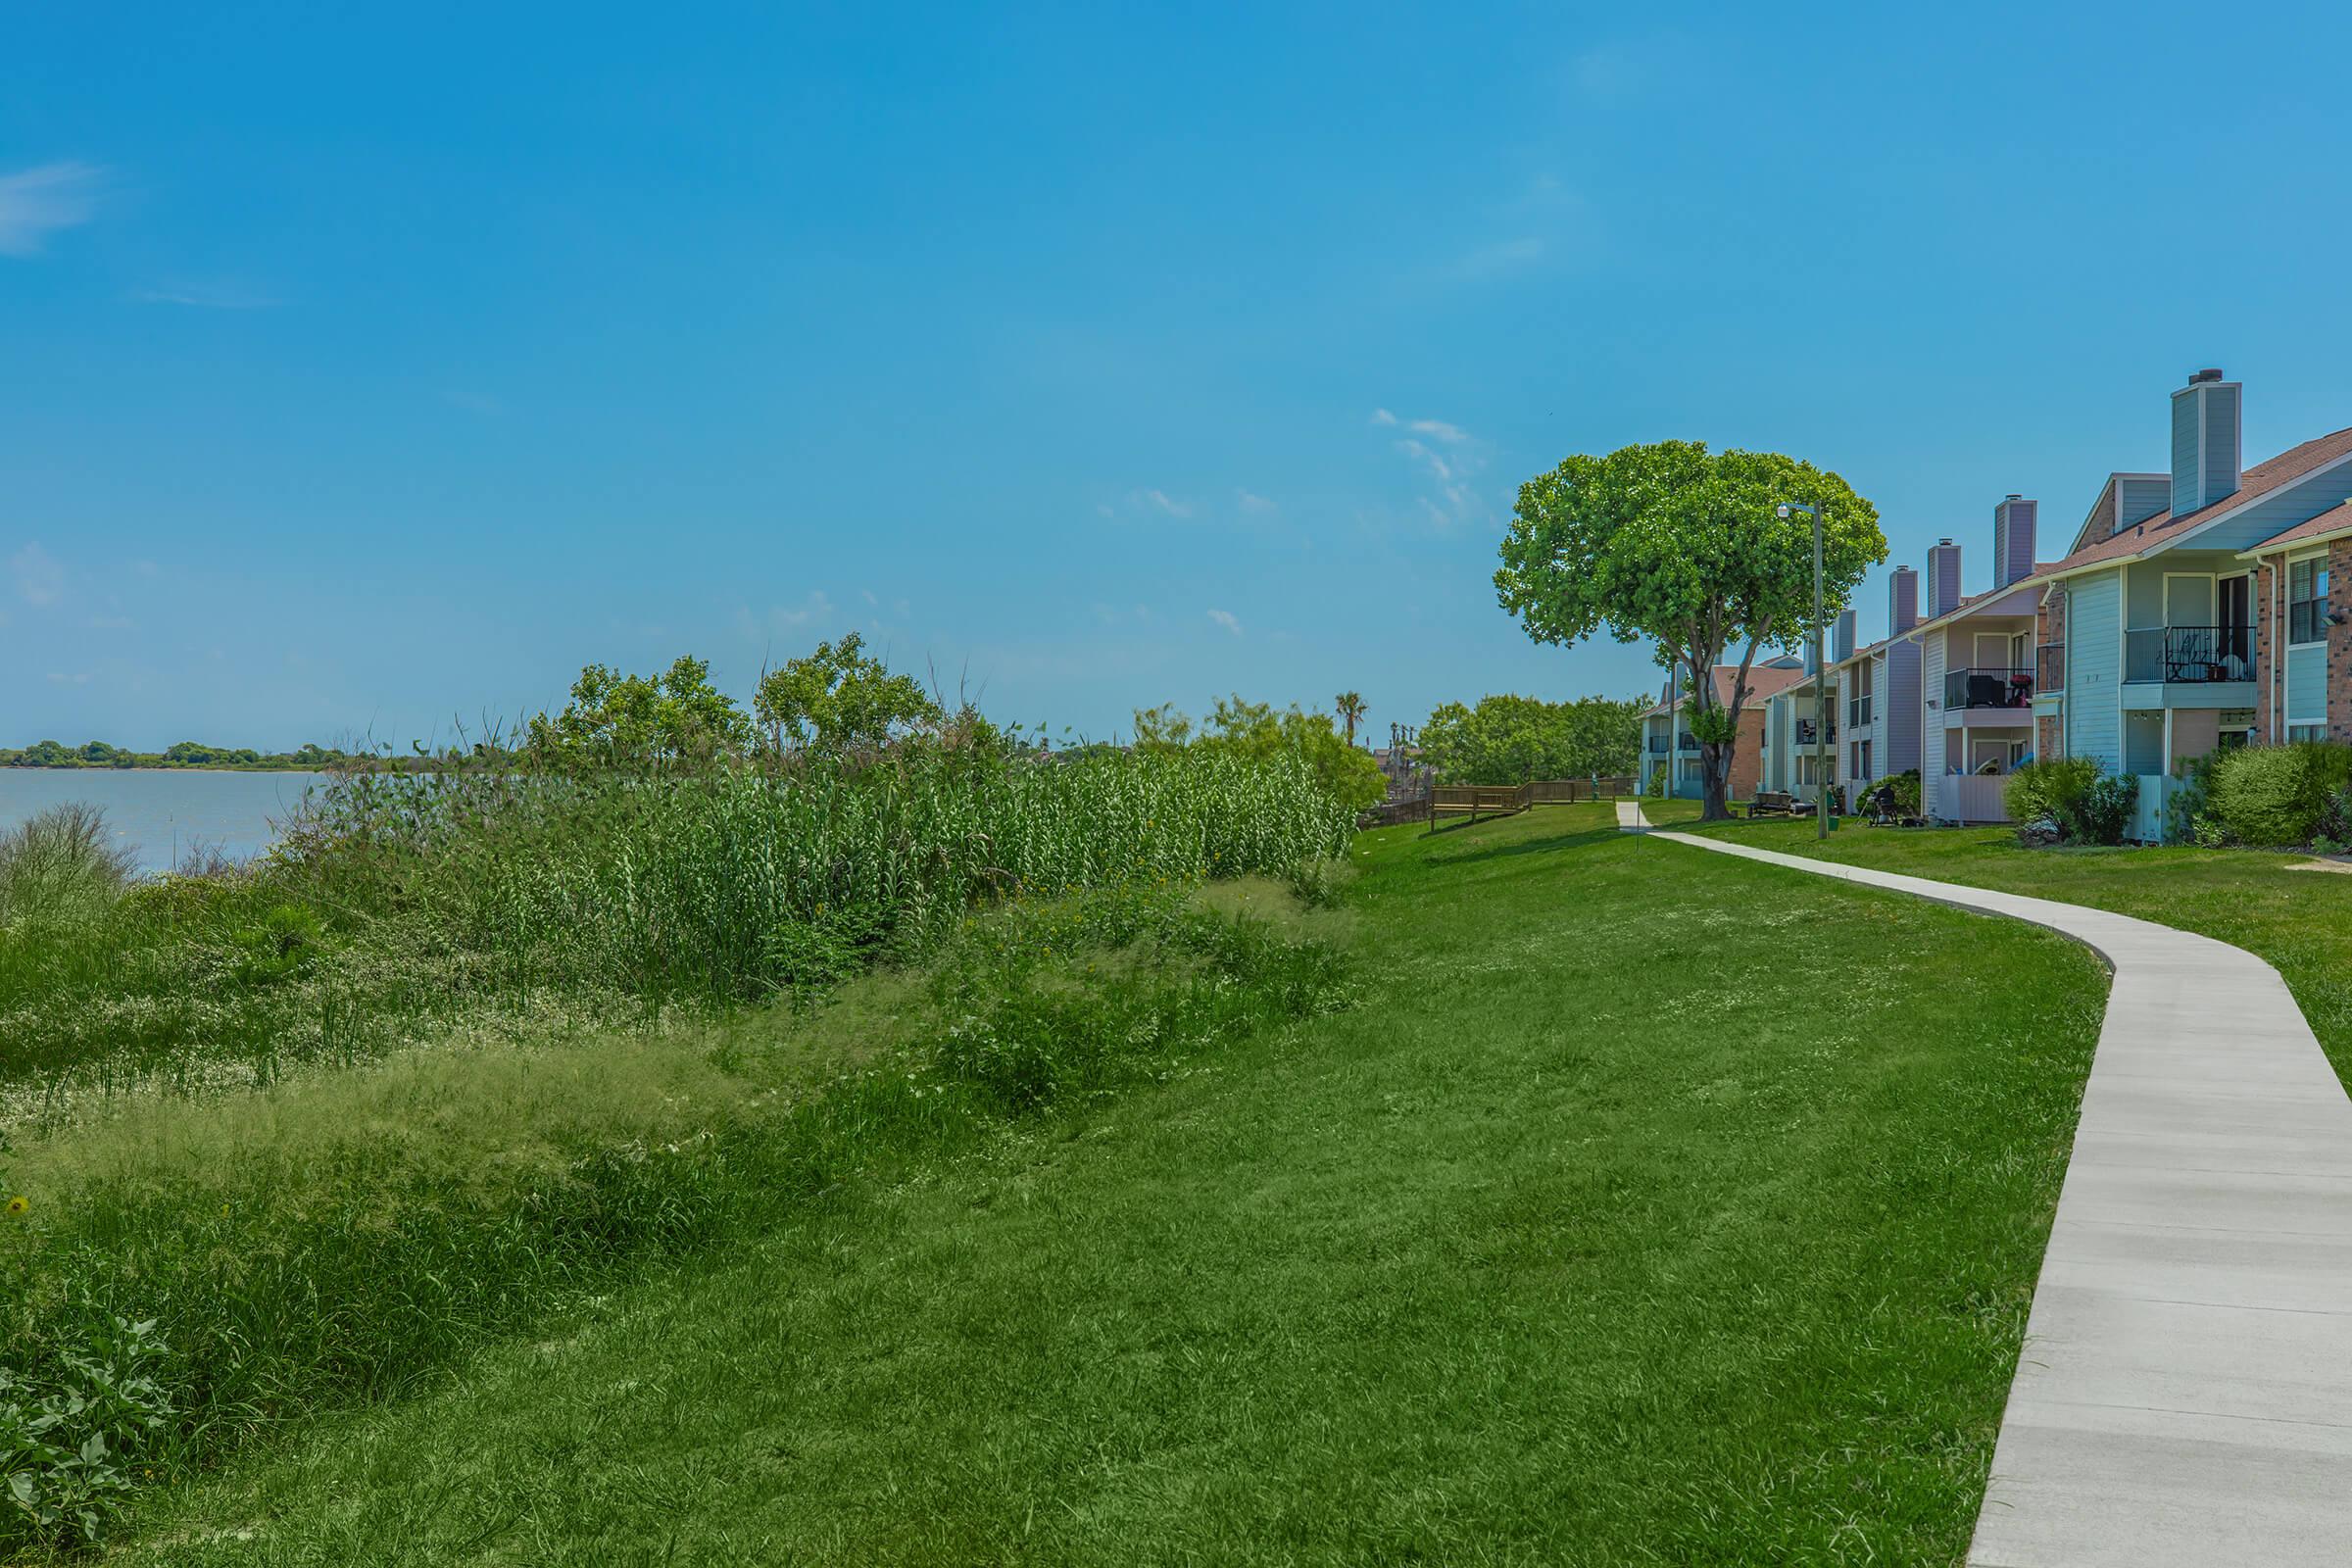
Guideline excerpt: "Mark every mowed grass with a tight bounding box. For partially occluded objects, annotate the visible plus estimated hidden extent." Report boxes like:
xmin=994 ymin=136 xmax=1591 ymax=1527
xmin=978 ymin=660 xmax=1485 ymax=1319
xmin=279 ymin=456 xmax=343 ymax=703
xmin=1670 ymin=806 xmax=2352 ymax=1081
xmin=116 ymin=805 xmax=2104 ymax=1566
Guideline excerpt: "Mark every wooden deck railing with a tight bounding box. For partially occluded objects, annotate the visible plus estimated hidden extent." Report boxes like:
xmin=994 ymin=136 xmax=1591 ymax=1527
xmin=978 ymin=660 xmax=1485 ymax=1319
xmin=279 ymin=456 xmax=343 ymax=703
xmin=1364 ymin=775 xmax=1634 ymax=830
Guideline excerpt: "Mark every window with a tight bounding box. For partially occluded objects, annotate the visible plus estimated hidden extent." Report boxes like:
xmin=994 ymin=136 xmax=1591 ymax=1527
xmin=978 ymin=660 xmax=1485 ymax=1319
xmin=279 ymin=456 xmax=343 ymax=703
xmin=2288 ymin=557 xmax=2331 ymax=645
xmin=2290 ymin=724 xmax=2328 ymax=744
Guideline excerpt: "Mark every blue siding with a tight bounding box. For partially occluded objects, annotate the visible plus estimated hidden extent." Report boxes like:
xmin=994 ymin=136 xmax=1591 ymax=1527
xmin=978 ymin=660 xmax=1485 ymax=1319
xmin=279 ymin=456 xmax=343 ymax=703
xmin=2069 ymin=568 xmax=2123 ymax=771
xmin=2173 ymin=394 xmax=2201 ymax=518
xmin=1885 ymin=640 xmax=1922 ymax=775
xmin=2288 ymin=644 xmax=2328 ymax=724
xmin=2121 ymin=476 xmax=2171 ymax=528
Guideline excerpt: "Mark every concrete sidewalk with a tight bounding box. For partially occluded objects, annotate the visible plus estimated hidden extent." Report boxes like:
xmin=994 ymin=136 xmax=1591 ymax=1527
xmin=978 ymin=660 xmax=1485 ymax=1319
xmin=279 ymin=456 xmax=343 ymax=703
xmin=1644 ymin=828 xmax=2352 ymax=1565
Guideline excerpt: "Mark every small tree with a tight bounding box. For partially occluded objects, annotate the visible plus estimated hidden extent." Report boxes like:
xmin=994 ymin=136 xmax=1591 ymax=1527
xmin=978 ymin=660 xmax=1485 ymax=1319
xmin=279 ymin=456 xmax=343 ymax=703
xmin=527 ymin=654 xmax=753 ymax=763
xmin=753 ymin=633 xmax=941 ymax=759
xmin=1494 ymin=441 xmax=1883 ymax=821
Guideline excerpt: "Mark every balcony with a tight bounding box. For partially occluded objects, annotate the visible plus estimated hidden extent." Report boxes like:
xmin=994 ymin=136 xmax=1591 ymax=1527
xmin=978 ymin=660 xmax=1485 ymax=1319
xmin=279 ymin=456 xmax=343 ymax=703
xmin=1944 ymin=667 xmax=2034 ymax=710
xmin=1677 ymin=733 xmax=1699 ymax=752
xmin=2124 ymin=625 xmax=2253 ymax=684
xmin=2037 ymin=642 xmax=2065 ymax=693
xmin=1646 ymin=736 xmax=1669 ymax=755
xmin=1793 ymin=719 xmax=1838 ymax=747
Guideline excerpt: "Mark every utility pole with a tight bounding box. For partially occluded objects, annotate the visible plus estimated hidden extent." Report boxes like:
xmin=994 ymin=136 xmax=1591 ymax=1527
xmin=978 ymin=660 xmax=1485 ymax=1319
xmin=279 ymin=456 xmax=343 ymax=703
xmin=1778 ymin=501 xmax=1830 ymax=841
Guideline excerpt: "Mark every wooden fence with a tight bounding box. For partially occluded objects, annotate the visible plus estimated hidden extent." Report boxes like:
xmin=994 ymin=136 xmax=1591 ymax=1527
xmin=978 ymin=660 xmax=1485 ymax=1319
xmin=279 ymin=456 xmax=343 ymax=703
xmin=1359 ymin=775 xmax=1636 ymax=830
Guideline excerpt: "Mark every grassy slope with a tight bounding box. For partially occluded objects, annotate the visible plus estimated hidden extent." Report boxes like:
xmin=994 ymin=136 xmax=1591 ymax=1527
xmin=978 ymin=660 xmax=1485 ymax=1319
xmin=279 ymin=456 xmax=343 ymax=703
xmin=118 ymin=805 xmax=2104 ymax=1567
xmin=1667 ymin=806 xmax=2352 ymax=1081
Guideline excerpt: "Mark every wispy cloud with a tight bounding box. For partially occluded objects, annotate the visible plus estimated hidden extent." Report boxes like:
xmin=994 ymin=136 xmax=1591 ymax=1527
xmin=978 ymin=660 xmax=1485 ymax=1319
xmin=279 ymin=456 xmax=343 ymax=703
xmin=1451 ymin=235 xmax=1545 ymax=281
xmin=1206 ymin=608 xmax=1242 ymax=637
xmin=0 ymin=162 xmax=105 ymax=257
xmin=86 ymin=613 xmax=133 ymax=630
xmin=1374 ymin=414 xmax=1492 ymax=531
xmin=1370 ymin=409 xmax=1398 ymax=427
xmin=1236 ymin=489 xmax=1279 ymax=514
xmin=131 ymin=282 xmax=277 ymax=310
xmin=1568 ymin=44 xmax=1649 ymax=101
xmin=1140 ymin=488 xmax=1190 ymax=518
xmin=45 ymin=670 xmax=93 ymax=686
xmin=12 ymin=542 xmax=64 ymax=607
xmin=735 ymin=591 xmax=836 ymax=644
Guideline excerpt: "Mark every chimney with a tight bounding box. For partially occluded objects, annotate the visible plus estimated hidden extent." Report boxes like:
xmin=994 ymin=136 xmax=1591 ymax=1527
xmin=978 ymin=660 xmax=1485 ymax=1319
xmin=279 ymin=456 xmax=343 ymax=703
xmin=1832 ymin=608 xmax=1856 ymax=664
xmin=1889 ymin=564 xmax=1919 ymax=633
xmin=1992 ymin=495 xmax=2037 ymax=587
xmin=1928 ymin=538 xmax=1963 ymax=617
xmin=2171 ymin=368 xmax=2242 ymax=516
xmin=1802 ymin=641 xmax=1817 ymax=676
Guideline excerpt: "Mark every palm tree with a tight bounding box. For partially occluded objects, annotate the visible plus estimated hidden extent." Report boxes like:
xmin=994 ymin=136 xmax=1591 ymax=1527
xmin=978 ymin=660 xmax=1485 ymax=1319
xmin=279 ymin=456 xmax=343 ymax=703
xmin=1335 ymin=691 xmax=1366 ymax=745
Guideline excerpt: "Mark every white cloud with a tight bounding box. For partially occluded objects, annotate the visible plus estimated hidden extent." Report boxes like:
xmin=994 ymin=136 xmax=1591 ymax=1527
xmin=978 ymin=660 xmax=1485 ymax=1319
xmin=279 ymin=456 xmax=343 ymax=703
xmin=1095 ymin=503 xmax=1115 ymax=518
xmin=1369 ymin=409 xmax=1398 ymax=426
xmin=735 ymin=591 xmax=836 ymax=644
xmin=131 ymin=282 xmax=276 ymax=310
xmin=1143 ymin=489 xmax=1190 ymax=518
xmin=44 ymin=670 xmax=92 ymax=686
xmin=1236 ymin=489 xmax=1278 ymax=514
xmin=1375 ymin=414 xmax=1490 ymax=531
xmin=12 ymin=542 xmax=64 ymax=607
xmin=1452 ymin=235 xmax=1545 ymax=280
xmin=1206 ymin=608 xmax=1242 ymax=637
xmin=0 ymin=163 xmax=104 ymax=258
xmin=1396 ymin=438 xmax=1453 ymax=483
xmin=86 ymin=613 xmax=133 ymax=630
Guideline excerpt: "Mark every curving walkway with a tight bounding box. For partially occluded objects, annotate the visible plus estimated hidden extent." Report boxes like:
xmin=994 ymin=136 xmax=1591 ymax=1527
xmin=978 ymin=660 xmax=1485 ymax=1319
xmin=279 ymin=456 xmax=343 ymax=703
xmin=1634 ymin=821 xmax=2352 ymax=1565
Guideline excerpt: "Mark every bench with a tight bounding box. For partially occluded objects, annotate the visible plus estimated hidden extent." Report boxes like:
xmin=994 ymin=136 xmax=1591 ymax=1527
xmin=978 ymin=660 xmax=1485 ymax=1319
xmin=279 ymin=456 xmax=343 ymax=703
xmin=1743 ymin=791 xmax=1798 ymax=818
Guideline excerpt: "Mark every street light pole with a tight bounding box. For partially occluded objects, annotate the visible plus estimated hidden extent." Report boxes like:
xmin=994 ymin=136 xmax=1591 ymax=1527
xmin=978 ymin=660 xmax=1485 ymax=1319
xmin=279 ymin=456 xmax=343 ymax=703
xmin=1778 ymin=501 xmax=1830 ymax=841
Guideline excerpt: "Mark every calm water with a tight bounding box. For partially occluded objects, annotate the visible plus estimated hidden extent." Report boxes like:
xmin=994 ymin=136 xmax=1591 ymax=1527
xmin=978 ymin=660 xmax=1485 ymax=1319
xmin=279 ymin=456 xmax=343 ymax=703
xmin=0 ymin=770 xmax=330 ymax=874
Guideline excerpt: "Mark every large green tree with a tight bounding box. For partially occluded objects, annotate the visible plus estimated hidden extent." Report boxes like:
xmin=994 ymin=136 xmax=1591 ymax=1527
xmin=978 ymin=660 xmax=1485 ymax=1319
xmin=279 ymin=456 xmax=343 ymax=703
xmin=1494 ymin=441 xmax=1882 ymax=820
xmin=1418 ymin=694 xmax=1645 ymax=785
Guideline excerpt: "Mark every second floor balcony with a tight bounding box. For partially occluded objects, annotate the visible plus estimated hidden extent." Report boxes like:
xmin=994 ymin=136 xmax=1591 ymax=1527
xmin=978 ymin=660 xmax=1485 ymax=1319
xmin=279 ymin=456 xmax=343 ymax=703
xmin=1945 ymin=667 xmax=2034 ymax=710
xmin=1792 ymin=718 xmax=1838 ymax=747
xmin=2125 ymin=625 xmax=2253 ymax=684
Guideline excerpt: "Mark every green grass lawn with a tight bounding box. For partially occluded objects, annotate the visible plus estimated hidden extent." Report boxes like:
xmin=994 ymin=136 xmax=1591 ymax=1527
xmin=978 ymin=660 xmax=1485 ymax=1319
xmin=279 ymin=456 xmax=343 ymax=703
xmin=115 ymin=805 xmax=2104 ymax=1567
xmin=1668 ymin=806 xmax=2352 ymax=1082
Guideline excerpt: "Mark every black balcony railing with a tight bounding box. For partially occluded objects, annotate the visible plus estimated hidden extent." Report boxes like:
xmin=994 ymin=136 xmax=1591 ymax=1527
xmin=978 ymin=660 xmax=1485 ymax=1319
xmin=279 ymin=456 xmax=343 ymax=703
xmin=1944 ymin=667 xmax=2034 ymax=710
xmin=1677 ymin=733 xmax=1699 ymax=752
xmin=1646 ymin=736 xmax=1669 ymax=754
xmin=2037 ymin=642 xmax=2065 ymax=692
xmin=2124 ymin=625 xmax=2253 ymax=684
xmin=1793 ymin=719 xmax=1838 ymax=747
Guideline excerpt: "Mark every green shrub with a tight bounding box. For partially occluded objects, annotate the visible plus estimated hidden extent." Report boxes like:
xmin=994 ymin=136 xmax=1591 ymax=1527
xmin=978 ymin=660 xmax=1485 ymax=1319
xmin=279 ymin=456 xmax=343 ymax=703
xmin=1644 ymin=766 xmax=1666 ymax=800
xmin=2003 ymin=758 xmax=2096 ymax=831
xmin=2164 ymin=751 xmax=2224 ymax=847
xmin=2207 ymin=743 xmax=2352 ymax=848
xmin=1886 ymin=769 xmax=1922 ymax=816
xmin=0 ymin=1314 xmax=172 ymax=1552
xmin=2066 ymin=772 xmax=2140 ymax=847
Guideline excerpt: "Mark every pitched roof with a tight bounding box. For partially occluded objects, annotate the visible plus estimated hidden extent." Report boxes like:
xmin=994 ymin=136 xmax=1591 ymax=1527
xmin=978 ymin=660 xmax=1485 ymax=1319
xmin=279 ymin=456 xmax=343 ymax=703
xmin=2242 ymin=498 xmax=2352 ymax=555
xmin=2041 ymin=423 xmax=2352 ymax=575
xmin=1641 ymin=661 xmax=1806 ymax=716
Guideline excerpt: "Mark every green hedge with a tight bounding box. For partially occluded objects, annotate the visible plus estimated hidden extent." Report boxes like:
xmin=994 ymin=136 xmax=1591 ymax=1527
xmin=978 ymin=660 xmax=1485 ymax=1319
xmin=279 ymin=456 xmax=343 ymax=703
xmin=2206 ymin=742 xmax=2352 ymax=848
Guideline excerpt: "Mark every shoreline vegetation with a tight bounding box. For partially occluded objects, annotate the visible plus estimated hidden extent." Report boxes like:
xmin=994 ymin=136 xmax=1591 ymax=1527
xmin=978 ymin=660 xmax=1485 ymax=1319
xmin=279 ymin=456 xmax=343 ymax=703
xmin=0 ymin=644 xmax=1370 ymax=1553
xmin=1 ymin=741 xmax=383 ymax=772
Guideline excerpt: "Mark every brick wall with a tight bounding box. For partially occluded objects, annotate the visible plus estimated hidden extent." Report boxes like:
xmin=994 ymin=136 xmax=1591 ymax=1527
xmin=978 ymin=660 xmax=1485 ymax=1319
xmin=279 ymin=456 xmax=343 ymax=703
xmin=2037 ymin=711 xmax=2062 ymax=758
xmin=2331 ymin=540 xmax=2352 ymax=742
xmin=2255 ymin=560 xmax=2278 ymax=742
xmin=1727 ymin=707 xmax=1765 ymax=801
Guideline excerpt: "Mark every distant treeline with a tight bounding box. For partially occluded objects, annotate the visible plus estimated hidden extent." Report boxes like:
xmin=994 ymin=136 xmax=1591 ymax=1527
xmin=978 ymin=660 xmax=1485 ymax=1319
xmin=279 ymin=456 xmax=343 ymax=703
xmin=1 ymin=740 xmax=361 ymax=771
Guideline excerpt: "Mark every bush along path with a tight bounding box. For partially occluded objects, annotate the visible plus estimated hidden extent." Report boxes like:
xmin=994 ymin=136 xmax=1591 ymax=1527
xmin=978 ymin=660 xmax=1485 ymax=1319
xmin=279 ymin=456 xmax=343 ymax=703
xmin=1646 ymin=827 xmax=2352 ymax=1568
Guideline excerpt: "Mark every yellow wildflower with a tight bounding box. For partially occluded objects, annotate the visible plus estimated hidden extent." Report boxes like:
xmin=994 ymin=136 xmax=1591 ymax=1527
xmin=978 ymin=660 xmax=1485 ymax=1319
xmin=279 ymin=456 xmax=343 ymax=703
xmin=4 ymin=1196 xmax=27 ymax=1218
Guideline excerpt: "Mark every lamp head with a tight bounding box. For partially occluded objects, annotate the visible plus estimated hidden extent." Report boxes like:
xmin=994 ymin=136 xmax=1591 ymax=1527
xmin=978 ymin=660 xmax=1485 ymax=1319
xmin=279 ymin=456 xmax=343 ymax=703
xmin=1775 ymin=504 xmax=1791 ymax=518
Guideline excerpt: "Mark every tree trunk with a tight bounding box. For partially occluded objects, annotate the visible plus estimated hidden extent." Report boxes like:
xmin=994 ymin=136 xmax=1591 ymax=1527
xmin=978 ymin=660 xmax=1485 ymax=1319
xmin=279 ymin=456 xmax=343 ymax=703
xmin=1698 ymin=741 xmax=1732 ymax=822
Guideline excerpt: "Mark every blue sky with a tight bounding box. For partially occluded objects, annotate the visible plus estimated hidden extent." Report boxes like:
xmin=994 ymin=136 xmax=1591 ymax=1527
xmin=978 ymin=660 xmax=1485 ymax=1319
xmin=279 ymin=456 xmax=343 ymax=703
xmin=9 ymin=2 xmax=2352 ymax=750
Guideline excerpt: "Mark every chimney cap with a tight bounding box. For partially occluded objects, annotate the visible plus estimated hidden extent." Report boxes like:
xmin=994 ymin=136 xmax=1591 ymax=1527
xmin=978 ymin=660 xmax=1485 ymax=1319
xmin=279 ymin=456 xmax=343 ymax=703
xmin=2005 ymin=492 xmax=2022 ymax=501
xmin=1937 ymin=537 xmax=1954 ymax=546
xmin=2190 ymin=367 xmax=2225 ymax=384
